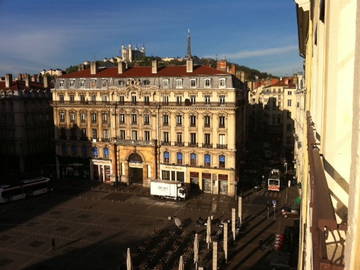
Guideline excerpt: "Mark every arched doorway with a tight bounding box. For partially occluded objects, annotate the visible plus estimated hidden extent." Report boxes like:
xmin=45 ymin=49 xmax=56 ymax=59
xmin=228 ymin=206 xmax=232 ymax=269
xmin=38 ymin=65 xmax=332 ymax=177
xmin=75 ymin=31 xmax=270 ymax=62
xmin=128 ymin=153 xmax=143 ymax=184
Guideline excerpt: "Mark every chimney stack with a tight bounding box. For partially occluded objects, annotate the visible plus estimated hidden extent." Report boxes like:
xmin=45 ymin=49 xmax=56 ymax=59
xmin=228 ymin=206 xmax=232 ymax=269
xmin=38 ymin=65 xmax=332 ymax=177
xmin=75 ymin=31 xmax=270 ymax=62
xmin=5 ymin=74 xmax=12 ymax=88
xmin=151 ymin=60 xmax=158 ymax=74
xmin=43 ymin=75 xmax=49 ymax=88
xmin=118 ymin=61 xmax=126 ymax=74
xmin=25 ymin=74 xmax=30 ymax=88
xmin=186 ymin=58 xmax=193 ymax=73
xmin=216 ymin=60 xmax=227 ymax=72
xmin=90 ymin=61 xmax=97 ymax=75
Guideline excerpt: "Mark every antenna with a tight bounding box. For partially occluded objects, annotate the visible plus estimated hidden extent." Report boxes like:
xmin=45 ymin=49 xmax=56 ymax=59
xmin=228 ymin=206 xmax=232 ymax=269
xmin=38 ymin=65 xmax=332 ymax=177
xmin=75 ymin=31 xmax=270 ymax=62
xmin=186 ymin=28 xmax=192 ymax=59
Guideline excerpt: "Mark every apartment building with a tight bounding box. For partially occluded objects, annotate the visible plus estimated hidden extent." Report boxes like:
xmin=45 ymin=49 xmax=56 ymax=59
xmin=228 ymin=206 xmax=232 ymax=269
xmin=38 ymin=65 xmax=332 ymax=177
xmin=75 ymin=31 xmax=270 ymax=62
xmin=0 ymin=74 xmax=54 ymax=182
xmin=294 ymin=0 xmax=360 ymax=269
xmin=51 ymin=59 xmax=247 ymax=196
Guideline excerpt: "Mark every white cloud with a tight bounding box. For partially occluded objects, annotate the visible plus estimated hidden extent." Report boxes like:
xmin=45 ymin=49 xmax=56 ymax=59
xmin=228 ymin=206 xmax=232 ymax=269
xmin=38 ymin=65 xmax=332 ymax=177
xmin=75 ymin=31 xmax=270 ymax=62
xmin=208 ymin=45 xmax=298 ymax=60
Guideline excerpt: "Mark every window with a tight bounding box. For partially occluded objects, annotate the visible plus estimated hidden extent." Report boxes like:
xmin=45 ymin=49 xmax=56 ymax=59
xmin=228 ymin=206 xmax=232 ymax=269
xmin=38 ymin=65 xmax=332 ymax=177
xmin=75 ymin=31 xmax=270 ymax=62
xmin=219 ymin=116 xmax=225 ymax=128
xmin=80 ymin=112 xmax=86 ymax=122
xmin=118 ymin=80 xmax=124 ymax=86
xmin=69 ymin=80 xmax=75 ymax=87
xmin=204 ymin=95 xmax=211 ymax=104
xmin=144 ymin=96 xmax=150 ymax=105
xmin=59 ymin=80 xmax=64 ymax=87
xmin=219 ymin=134 xmax=226 ymax=145
xmin=69 ymin=95 xmax=75 ymax=103
xmin=219 ymin=95 xmax=225 ymax=104
xmin=131 ymin=95 xmax=137 ymax=104
xmin=102 ymin=95 xmax=108 ymax=102
xmin=119 ymin=114 xmax=125 ymax=124
xmin=176 ymin=114 xmax=182 ymax=126
xmin=60 ymin=111 xmax=65 ymax=122
xmin=287 ymin=99 xmax=292 ymax=106
xmin=59 ymin=95 xmax=64 ymax=103
xmin=131 ymin=114 xmax=137 ymax=124
xmin=163 ymin=132 xmax=169 ymax=143
xmin=204 ymin=154 xmax=211 ymax=167
xmin=190 ymin=133 xmax=196 ymax=145
xmin=82 ymin=145 xmax=88 ymax=157
xmin=190 ymin=79 xmax=196 ymax=88
xmin=80 ymin=95 xmax=85 ymax=103
xmin=131 ymin=130 xmax=138 ymax=140
xmin=119 ymin=96 xmax=125 ymax=104
xmin=103 ymin=129 xmax=109 ymax=139
xmin=163 ymin=96 xmax=169 ymax=105
xmin=176 ymin=79 xmax=183 ymax=88
xmin=91 ymin=79 xmax=97 ymax=88
xmin=288 ymin=91 xmax=292 ymax=95
xmin=204 ymin=115 xmax=211 ymax=127
xmin=102 ymin=80 xmax=108 ymax=87
xmin=219 ymin=78 xmax=226 ymax=88
xmin=190 ymin=115 xmax=196 ymax=126
xmin=144 ymin=131 xmax=150 ymax=141
xmin=92 ymin=147 xmax=98 ymax=158
xmin=163 ymin=114 xmax=169 ymax=126
xmin=62 ymin=144 xmax=67 ymax=155
xmin=177 ymin=152 xmax=183 ymax=165
xmin=91 ymin=112 xmax=97 ymax=123
xmin=92 ymin=128 xmax=97 ymax=139
xmin=176 ymin=96 xmax=182 ymax=105
xmin=102 ymin=112 xmax=109 ymax=123
xmin=81 ymin=128 xmax=87 ymax=138
xmin=144 ymin=114 xmax=150 ymax=125
xmin=190 ymin=153 xmax=197 ymax=166
xmin=163 ymin=152 xmax=170 ymax=163
xmin=204 ymin=133 xmax=211 ymax=145
xmin=177 ymin=172 xmax=184 ymax=182
xmin=91 ymin=95 xmax=96 ymax=102
xmin=70 ymin=112 xmax=76 ymax=122
xmin=60 ymin=128 xmax=66 ymax=139
xmin=162 ymin=170 xmax=170 ymax=179
xmin=103 ymin=147 xmax=109 ymax=159
xmin=177 ymin=133 xmax=182 ymax=143
xmin=219 ymin=155 xmax=225 ymax=168
xmin=163 ymin=79 xmax=169 ymax=88
xmin=190 ymin=95 xmax=196 ymax=104
xmin=119 ymin=130 xmax=125 ymax=140
xmin=204 ymin=79 xmax=211 ymax=88
xmin=80 ymin=80 xmax=85 ymax=88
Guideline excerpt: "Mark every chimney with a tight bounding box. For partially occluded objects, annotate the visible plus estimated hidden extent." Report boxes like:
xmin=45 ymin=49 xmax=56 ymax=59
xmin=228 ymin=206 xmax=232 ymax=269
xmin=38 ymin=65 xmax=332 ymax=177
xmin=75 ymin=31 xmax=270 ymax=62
xmin=216 ymin=60 xmax=227 ymax=72
xmin=43 ymin=75 xmax=49 ymax=88
xmin=186 ymin=58 xmax=193 ymax=73
xmin=229 ymin=64 xmax=236 ymax=75
xmin=90 ymin=61 xmax=97 ymax=75
xmin=5 ymin=74 xmax=12 ymax=88
xmin=118 ymin=61 xmax=126 ymax=74
xmin=25 ymin=74 xmax=30 ymax=88
xmin=152 ymin=60 xmax=158 ymax=74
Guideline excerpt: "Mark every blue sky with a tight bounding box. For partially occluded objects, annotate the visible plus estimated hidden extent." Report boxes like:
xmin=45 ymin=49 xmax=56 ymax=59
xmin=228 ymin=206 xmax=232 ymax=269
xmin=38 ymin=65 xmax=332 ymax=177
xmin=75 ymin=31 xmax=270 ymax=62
xmin=0 ymin=0 xmax=302 ymax=76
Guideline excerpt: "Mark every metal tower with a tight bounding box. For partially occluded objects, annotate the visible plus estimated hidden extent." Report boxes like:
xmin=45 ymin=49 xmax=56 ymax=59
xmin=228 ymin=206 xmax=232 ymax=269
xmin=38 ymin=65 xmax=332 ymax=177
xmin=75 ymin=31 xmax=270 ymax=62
xmin=186 ymin=28 xmax=192 ymax=59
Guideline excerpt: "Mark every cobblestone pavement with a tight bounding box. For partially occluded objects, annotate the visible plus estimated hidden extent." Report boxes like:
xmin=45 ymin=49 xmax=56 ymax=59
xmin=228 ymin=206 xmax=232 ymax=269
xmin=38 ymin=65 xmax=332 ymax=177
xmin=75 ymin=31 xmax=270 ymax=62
xmin=0 ymin=181 xmax=298 ymax=270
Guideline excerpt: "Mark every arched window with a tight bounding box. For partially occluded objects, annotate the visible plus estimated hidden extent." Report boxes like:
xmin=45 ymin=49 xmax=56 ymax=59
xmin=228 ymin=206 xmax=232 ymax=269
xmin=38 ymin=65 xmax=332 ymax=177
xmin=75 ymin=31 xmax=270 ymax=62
xmin=177 ymin=152 xmax=183 ymax=165
xmin=164 ymin=151 xmax=170 ymax=163
xmin=92 ymin=147 xmax=98 ymax=158
xmin=219 ymin=155 xmax=225 ymax=168
xmin=204 ymin=154 xmax=211 ymax=167
xmin=190 ymin=153 xmax=197 ymax=166
xmin=103 ymin=147 xmax=109 ymax=159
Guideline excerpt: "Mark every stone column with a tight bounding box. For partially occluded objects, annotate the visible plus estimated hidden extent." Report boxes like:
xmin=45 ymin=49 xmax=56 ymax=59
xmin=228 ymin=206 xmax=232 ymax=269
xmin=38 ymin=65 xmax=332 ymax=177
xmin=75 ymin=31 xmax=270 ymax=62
xmin=212 ymin=241 xmax=218 ymax=270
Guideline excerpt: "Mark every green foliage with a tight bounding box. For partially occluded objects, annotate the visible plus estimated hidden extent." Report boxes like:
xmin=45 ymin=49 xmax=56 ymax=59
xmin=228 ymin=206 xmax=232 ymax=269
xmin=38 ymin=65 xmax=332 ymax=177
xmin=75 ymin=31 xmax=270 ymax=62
xmin=65 ymin=65 xmax=78 ymax=74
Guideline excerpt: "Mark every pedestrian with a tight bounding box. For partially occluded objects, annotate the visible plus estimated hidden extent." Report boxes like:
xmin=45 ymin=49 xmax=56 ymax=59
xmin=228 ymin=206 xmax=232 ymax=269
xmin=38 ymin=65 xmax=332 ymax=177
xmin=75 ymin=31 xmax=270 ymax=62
xmin=51 ymin=238 xmax=56 ymax=250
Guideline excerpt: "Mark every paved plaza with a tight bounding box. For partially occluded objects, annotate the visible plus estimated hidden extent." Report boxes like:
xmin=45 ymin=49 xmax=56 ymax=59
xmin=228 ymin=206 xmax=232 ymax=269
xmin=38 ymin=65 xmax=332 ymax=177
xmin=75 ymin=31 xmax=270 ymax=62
xmin=0 ymin=182 xmax=298 ymax=270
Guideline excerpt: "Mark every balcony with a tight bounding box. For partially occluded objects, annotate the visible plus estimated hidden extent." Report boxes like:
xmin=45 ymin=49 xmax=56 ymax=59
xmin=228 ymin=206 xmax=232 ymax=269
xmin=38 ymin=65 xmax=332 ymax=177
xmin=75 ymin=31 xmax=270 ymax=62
xmin=175 ymin=142 xmax=184 ymax=147
xmin=307 ymin=113 xmax=345 ymax=270
xmin=116 ymin=138 xmax=155 ymax=146
xmin=202 ymin=143 xmax=213 ymax=148
xmin=161 ymin=141 xmax=171 ymax=146
xmin=188 ymin=142 xmax=198 ymax=147
xmin=217 ymin=144 xmax=227 ymax=149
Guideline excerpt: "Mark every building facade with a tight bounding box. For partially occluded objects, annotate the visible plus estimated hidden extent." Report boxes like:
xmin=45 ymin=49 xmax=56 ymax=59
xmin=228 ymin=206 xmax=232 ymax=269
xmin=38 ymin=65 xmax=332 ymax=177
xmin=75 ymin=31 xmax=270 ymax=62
xmin=0 ymin=74 xmax=54 ymax=182
xmin=294 ymin=0 xmax=360 ymax=269
xmin=51 ymin=59 xmax=247 ymax=196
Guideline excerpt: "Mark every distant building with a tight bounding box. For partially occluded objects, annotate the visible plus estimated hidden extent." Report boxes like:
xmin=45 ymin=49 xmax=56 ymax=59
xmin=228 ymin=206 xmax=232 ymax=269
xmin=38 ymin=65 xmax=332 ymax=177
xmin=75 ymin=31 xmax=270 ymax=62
xmin=40 ymin=69 xmax=65 ymax=77
xmin=51 ymin=59 xmax=247 ymax=196
xmin=120 ymin=44 xmax=146 ymax=62
xmin=0 ymin=74 xmax=54 ymax=182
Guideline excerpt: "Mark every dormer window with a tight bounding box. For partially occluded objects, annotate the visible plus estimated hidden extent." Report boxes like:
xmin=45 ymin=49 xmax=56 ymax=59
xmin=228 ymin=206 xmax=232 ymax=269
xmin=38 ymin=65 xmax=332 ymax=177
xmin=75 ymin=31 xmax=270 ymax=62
xmin=219 ymin=78 xmax=226 ymax=88
xmin=91 ymin=79 xmax=97 ymax=88
xmin=80 ymin=80 xmax=85 ymax=88
xmin=102 ymin=80 xmax=108 ymax=87
xmin=176 ymin=79 xmax=183 ymax=88
xmin=70 ymin=80 xmax=75 ymax=87
xmin=118 ymin=80 xmax=124 ymax=86
xmin=204 ymin=78 xmax=211 ymax=88
xmin=163 ymin=79 xmax=169 ymax=89
xmin=59 ymin=80 xmax=64 ymax=87
xmin=190 ymin=79 xmax=196 ymax=88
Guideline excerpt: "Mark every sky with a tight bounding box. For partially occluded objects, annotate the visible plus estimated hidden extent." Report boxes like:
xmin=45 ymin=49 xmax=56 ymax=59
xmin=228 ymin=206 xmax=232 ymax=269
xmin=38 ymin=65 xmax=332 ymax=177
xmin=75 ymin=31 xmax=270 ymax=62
xmin=0 ymin=0 xmax=302 ymax=77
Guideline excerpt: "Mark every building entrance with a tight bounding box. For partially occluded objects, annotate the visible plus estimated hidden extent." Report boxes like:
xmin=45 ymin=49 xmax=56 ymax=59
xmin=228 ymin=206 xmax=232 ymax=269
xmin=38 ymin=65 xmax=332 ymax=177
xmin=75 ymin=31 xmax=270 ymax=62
xmin=128 ymin=153 xmax=143 ymax=184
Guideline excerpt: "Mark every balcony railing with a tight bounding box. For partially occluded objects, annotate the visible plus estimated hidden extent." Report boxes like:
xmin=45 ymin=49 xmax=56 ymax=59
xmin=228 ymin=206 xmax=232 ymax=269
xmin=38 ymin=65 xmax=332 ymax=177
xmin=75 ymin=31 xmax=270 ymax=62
xmin=161 ymin=141 xmax=171 ymax=146
xmin=307 ymin=112 xmax=345 ymax=270
xmin=115 ymin=138 xmax=155 ymax=146
xmin=51 ymin=101 xmax=238 ymax=107
xmin=189 ymin=142 xmax=198 ymax=147
xmin=202 ymin=143 xmax=213 ymax=148
xmin=217 ymin=144 xmax=227 ymax=149
xmin=175 ymin=142 xmax=184 ymax=147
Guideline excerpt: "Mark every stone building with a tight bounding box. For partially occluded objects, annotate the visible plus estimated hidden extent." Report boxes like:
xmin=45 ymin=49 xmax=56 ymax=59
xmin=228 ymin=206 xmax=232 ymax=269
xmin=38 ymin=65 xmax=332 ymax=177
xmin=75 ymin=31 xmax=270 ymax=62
xmin=0 ymin=74 xmax=54 ymax=182
xmin=51 ymin=59 xmax=247 ymax=196
xmin=294 ymin=0 xmax=360 ymax=269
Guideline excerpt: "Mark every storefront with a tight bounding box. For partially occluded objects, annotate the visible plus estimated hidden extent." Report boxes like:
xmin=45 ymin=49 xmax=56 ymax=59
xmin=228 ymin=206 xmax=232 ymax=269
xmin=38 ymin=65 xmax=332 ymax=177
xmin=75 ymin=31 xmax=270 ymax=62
xmin=160 ymin=164 xmax=187 ymax=182
xmin=90 ymin=159 xmax=112 ymax=182
xmin=219 ymin=174 xmax=228 ymax=194
xmin=202 ymin=173 xmax=212 ymax=193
